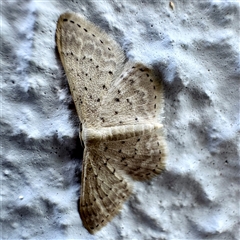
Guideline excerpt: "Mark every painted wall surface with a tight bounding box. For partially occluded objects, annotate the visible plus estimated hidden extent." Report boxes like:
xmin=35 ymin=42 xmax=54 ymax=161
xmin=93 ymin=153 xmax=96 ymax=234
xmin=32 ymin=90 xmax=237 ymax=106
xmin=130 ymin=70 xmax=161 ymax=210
xmin=1 ymin=1 xmax=239 ymax=239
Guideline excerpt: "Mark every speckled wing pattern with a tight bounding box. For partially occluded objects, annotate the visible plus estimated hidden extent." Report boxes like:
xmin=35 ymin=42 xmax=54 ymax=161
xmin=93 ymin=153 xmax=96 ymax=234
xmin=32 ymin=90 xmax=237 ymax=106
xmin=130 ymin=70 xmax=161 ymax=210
xmin=56 ymin=12 xmax=166 ymax=234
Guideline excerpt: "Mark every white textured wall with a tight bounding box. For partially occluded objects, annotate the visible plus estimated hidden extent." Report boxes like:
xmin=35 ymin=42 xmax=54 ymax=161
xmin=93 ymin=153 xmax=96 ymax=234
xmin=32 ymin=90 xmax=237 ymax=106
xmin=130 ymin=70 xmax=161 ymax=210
xmin=1 ymin=1 xmax=239 ymax=239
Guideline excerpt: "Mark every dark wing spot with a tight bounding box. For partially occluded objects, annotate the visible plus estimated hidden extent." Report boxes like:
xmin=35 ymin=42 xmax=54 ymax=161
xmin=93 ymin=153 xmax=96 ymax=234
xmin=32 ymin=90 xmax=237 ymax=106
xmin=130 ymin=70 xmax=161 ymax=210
xmin=154 ymin=104 xmax=156 ymax=109
xmin=118 ymin=90 xmax=121 ymax=94
xmin=92 ymin=34 xmax=95 ymax=37
xmin=84 ymin=87 xmax=87 ymax=91
xmin=126 ymin=99 xmax=132 ymax=105
xmin=135 ymin=117 xmax=138 ymax=121
xmin=108 ymin=47 xmax=111 ymax=51
xmin=109 ymin=71 xmax=113 ymax=75
xmin=150 ymin=79 xmax=153 ymax=82
xmin=77 ymin=24 xmax=81 ymax=28
xmin=115 ymin=111 xmax=118 ymax=114
xmin=129 ymin=79 xmax=134 ymax=84
xmin=100 ymin=40 xmax=103 ymax=44
xmin=63 ymin=19 xmax=68 ymax=22
xmin=115 ymin=98 xmax=120 ymax=102
xmin=140 ymin=68 xmax=144 ymax=72
xmin=96 ymin=65 xmax=99 ymax=68
xmin=146 ymin=73 xmax=149 ymax=77
xmin=70 ymin=20 xmax=74 ymax=23
xmin=97 ymin=98 xmax=100 ymax=102
xmin=84 ymin=28 xmax=88 ymax=32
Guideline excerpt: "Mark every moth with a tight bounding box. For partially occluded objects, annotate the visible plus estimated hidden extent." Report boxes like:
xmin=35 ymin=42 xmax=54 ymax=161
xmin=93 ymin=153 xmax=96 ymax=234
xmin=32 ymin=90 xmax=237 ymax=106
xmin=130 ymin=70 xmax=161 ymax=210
xmin=56 ymin=12 xmax=166 ymax=234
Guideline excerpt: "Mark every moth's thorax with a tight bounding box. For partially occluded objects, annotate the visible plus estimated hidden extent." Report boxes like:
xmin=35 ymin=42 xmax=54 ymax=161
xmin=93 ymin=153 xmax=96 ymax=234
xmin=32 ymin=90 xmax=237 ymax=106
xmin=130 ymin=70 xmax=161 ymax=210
xmin=81 ymin=123 xmax=163 ymax=144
